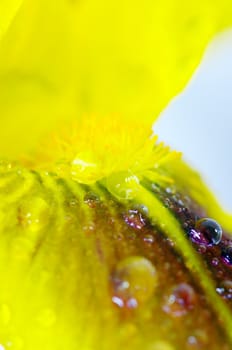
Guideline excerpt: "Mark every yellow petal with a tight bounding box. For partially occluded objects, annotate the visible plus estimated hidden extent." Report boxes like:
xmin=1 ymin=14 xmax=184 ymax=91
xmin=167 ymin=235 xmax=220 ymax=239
xmin=0 ymin=0 xmax=231 ymax=156
xmin=0 ymin=0 xmax=24 ymax=40
xmin=0 ymin=164 xmax=232 ymax=349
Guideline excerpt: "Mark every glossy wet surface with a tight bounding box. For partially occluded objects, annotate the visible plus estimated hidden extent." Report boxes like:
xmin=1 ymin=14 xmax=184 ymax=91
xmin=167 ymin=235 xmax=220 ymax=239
xmin=0 ymin=165 xmax=231 ymax=349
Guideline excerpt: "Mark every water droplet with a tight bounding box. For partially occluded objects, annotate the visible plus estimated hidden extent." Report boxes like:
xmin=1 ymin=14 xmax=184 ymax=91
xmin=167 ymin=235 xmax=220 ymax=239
xmin=165 ymin=238 xmax=175 ymax=248
xmin=71 ymin=151 xmax=98 ymax=183
xmin=111 ymin=256 xmax=157 ymax=308
xmin=165 ymin=187 xmax=174 ymax=194
xmin=18 ymin=197 xmax=50 ymax=232
xmin=84 ymin=191 xmax=100 ymax=208
xmin=37 ymin=308 xmax=56 ymax=328
xmin=197 ymin=244 xmax=207 ymax=254
xmin=187 ymin=336 xmax=198 ymax=347
xmin=124 ymin=209 xmax=146 ymax=230
xmin=163 ymin=283 xmax=197 ymax=317
xmin=221 ymin=246 xmax=232 ymax=266
xmin=83 ymin=222 xmax=96 ymax=234
xmin=211 ymin=257 xmax=219 ymax=266
xmin=190 ymin=218 xmax=222 ymax=246
xmin=222 ymin=280 xmax=232 ymax=291
xmin=143 ymin=234 xmax=155 ymax=244
xmin=67 ymin=197 xmax=79 ymax=208
xmin=106 ymin=171 xmax=140 ymax=200
xmin=0 ymin=160 xmax=13 ymax=173
xmin=216 ymin=280 xmax=232 ymax=299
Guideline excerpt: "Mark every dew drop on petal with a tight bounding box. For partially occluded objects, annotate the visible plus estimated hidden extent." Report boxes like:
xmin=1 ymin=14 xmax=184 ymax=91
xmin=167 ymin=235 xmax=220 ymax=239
xmin=84 ymin=191 xmax=100 ymax=208
xmin=221 ymin=246 xmax=232 ymax=266
xmin=187 ymin=335 xmax=199 ymax=348
xmin=163 ymin=283 xmax=197 ymax=317
xmin=165 ymin=238 xmax=175 ymax=248
xmin=17 ymin=197 xmax=50 ymax=232
xmin=211 ymin=257 xmax=219 ymax=267
xmin=0 ymin=160 xmax=13 ymax=174
xmin=216 ymin=280 xmax=232 ymax=299
xmin=67 ymin=197 xmax=79 ymax=208
xmin=197 ymin=244 xmax=207 ymax=254
xmin=124 ymin=209 xmax=147 ymax=230
xmin=190 ymin=218 xmax=222 ymax=246
xmin=111 ymin=256 xmax=157 ymax=308
xmin=106 ymin=171 xmax=140 ymax=200
xmin=143 ymin=234 xmax=155 ymax=244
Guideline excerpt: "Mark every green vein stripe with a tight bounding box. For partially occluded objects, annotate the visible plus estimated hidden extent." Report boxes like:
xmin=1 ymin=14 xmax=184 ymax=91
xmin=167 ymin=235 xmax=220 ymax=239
xmin=39 ymin=172 xmax=66 ymax=233
xmin=4 ymin=170 xmax=35 ymax=204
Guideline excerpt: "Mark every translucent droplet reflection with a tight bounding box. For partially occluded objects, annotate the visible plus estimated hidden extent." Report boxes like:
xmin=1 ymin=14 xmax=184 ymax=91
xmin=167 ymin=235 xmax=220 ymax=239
xmin=190 ymin=218 xmax=222 ymax=246
xmin=111 ymin=256 xmax=157 ymax=308
xmin=106 ymin=171 xmax=140 ymax=200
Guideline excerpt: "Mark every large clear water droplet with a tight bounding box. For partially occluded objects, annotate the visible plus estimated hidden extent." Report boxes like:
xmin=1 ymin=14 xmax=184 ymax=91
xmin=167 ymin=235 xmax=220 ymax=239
xmin=111 ymin=256 xmax=157 ymax=308
xmin=190 ymin=218 xmax=222 ymax=246
xmin=106 ymin=171 xmax=140 ymax=200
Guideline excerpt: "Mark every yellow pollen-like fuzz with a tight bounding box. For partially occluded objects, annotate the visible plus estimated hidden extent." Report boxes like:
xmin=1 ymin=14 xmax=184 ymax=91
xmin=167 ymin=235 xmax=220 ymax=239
xmin=26 ymin=115 xmax=181 ymax=184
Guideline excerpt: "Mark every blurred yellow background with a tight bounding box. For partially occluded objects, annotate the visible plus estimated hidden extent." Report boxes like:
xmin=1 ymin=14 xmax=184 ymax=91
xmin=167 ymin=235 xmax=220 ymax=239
xmin=0 ymin=0 xmax=231 ymax=157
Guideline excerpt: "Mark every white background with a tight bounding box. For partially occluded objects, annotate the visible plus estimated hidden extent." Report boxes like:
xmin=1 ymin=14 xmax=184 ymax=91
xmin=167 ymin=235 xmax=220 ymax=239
xmin=154 ymin=30 xmax=232 ymax=211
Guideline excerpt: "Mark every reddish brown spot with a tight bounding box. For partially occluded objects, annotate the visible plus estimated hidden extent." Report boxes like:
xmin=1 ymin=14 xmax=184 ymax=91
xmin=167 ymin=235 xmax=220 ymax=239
xmin=163 ymin=283 xmax=197 ymax=317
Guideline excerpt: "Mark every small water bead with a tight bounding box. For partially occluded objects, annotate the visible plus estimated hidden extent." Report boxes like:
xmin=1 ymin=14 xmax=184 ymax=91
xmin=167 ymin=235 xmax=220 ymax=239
xmin=17 ymin=197 xmax=50 ymax=232
xmin=197 ymin=244 xmax=207 ymax=254
xmin=67 ymin=197 xmax=79 ymax=208
xmin=106 ymin=171 xmax=140 ymax=200
xmin=163 ymin=283 xmax=197 ymax=317
xmin=216 ymin=280 xmax=232 ymax=299
xmin=211 ymin=257 xmax=219 ymax=267
xmin=165 ymin=238 xmax=175 ymax=248
xmin=222 ymin=280 xmax=232 ymax=291
xmin=190 ymin=218 xmax=222 ymax=246
xmin=0 ymin=160 xmax=13 ymax=174
xmin=70 ymin=151 xmax=99 ymax=183
xmin=84 ymin=191 xmax=100 ymax=208
xmin=111 ymin=256 xmax=157 ymax=308
xmin=143 ymin=234 xmax=155 ymax=244
xmin=124 ymin=209 xmax=147 ymax=230
xmin=186 ymin=335 xmax=202 ymax=349
xmin=221 ymin=246 xmax=232 ymax=266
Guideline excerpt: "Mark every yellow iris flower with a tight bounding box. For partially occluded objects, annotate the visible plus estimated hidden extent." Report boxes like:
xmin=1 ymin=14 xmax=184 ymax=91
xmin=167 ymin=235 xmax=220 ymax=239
xmin=0 ymin=1 xmax=232 ymax=349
